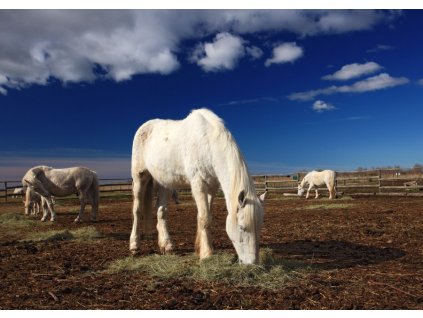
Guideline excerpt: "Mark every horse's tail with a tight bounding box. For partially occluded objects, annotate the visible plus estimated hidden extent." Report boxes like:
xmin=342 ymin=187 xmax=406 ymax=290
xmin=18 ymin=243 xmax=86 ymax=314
xmin=90 ymin=173 xmax=100 ymax=218
xmin=333 ymin=170 xmax=338 ymax=197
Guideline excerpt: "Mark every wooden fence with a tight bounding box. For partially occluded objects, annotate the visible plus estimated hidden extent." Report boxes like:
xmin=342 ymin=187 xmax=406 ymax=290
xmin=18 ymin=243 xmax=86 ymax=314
xmin=1 ymin=169 xmax=423 ymax=202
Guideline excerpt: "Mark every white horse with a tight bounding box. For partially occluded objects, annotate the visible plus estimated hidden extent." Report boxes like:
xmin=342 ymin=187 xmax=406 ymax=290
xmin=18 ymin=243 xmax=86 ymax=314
xmin=23 ymin=186 xmax=50 ymax=215
xmin=22 ymin=166 xmax=99 ymax=222
xmin=13 ymin=187 xmax=25 ymax=198
xmin=130 ymin=108 xmax=266 ymax=264
xmin=298 ymin=170 xmax=337 ymax=199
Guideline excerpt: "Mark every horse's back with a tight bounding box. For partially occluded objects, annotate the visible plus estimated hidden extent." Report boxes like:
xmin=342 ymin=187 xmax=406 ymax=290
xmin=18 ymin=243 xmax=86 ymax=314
xmin=131 ymin=109 xmax=225 ymax=187
xmin=304 ymin=169 xmax=336 ymax=186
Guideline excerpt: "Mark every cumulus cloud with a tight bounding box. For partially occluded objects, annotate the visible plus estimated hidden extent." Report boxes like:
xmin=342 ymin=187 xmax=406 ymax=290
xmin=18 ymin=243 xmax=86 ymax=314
xmin=191 ymin=33 xmax=245 ymax=72
xmin=322 ymin=62 xmax=382 ymax=81
xmin=0 ymin=10 xmax=401 ymax=94
xmin=289 ymin=73 xmax=409 ymax=101
xmin=417 ymin=79 xmax=423 ymax=86
xmin=312 ymin=100 xmax=335 ymax=112
xmin=265 ymin=42 xmax=303 ymax=67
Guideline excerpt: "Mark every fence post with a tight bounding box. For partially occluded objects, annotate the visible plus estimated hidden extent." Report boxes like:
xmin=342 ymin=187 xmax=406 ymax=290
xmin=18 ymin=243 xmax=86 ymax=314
xmin=4 ymin=181 xmax=7 ymax=203
xmin=264 ymin=175 xmax=268 ymax=192
xmin=378 ymin=170 xmax=382 ymax=194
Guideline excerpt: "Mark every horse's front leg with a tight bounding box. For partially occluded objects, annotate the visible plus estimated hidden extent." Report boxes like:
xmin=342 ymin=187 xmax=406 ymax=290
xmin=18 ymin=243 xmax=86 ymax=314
xmin=41 ymin=196 xmax=56 ymax=222
xmin=328 ymin=185 xmax=335 ymax=199
xmin=130 ymin=173 xmax=150 ymax=254
xmin=156 ymin=187 xmax=173 ymax=254
xmin=315 ymin=188 xmax=319 ymax=199
xmin=306 ymin=184 xmax=313 ymax=199
xmin=191 ymin=179 xmax=213 ymax=260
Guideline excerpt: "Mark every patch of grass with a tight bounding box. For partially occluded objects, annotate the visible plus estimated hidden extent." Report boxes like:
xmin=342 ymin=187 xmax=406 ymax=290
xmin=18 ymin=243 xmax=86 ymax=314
xmin=105 ymin=248 xmax=311 ymax=290
xmin=24 ymin=226 xmax=102 ymax=242
xmin=0 ymin=212 xmax=47 ymax=228
xmin=300 ymin=203 xmax=355 ymax=210
xmin=107 ymin=254 xmax=194 ymax=278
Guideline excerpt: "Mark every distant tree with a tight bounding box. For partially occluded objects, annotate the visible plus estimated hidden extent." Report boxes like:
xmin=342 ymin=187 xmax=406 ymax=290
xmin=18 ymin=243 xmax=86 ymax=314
xmin=411 ymin=163 xmax=423 ymax=173
xmin=356 ymin=167 xmax=367 ymax=171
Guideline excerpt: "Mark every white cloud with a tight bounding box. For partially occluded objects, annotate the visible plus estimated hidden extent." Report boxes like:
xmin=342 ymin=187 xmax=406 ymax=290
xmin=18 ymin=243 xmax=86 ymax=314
xmin=265 ymin=42 xmax=303 ymax=67
xmin=312 ymin=100 xmax=335 ymax=112
xmin=322 ymin=62 xmax=382 ymax=81
xmin=367 ymin=44 xmax=394 ymax=53
xmin=0 ymin=10 xmax=401 ymax=94
xmin=246 ymin=46 xmax=263 ymax=60
xmin=191 ymin=33 xmax=245 ymax=72
xmin=417 ymin=79 xmax=423 ymax=86
xmin=289 ymin=73 xmax=409 ymax=101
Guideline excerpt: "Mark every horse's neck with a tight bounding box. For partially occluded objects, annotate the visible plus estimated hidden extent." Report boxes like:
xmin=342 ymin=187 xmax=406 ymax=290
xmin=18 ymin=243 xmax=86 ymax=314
xmin=213 ymin=153 xmax=251 ymax=215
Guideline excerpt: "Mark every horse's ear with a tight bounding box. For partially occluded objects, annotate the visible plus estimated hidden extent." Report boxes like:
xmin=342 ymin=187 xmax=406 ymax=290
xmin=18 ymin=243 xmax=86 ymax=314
xmin=238 ymin=190 xmax=246 ymax=208
xmin=259 ymin=190 xmax=267 ymax=203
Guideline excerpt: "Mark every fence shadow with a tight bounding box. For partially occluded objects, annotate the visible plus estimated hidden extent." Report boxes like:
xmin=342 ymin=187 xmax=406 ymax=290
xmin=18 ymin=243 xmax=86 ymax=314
xmin=264 ymin=240 xmax=405 ymax=271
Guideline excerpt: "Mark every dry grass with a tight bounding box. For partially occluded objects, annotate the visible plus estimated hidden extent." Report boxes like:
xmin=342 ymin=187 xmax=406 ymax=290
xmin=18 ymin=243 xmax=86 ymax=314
xmin=105 ymin=248 xmax=311 ymax=290
xmin=0 ymin=212 xmax=47 ymax=229
xmin=24 ymin=226 xmax=102 ymax=242
xmin=300 ymin=203 xmax=355 ymax=210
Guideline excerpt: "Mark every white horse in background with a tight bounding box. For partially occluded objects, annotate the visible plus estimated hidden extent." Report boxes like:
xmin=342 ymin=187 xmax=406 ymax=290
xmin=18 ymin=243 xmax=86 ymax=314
xmin=131 ymin=108 xmax=266 ymax=264
xmin=298 ymin=170 xmax=337 ymax=199
xmin=13 ymin=187 xmax=25 ymax=198
xmin=22 ymin=166 xmax=99 ymax=222
xmin=24 ymin=186 xmax=47 ymax=216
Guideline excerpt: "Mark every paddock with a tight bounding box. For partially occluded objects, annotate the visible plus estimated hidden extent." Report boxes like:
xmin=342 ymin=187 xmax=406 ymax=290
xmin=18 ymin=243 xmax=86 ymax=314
xmin=0 ymin=193 xmax=422 ymax=309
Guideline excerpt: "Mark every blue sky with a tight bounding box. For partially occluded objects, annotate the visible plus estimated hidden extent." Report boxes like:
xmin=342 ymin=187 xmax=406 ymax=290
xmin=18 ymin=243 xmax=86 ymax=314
xmin=1 ymin=9 xmax=422 ymax=180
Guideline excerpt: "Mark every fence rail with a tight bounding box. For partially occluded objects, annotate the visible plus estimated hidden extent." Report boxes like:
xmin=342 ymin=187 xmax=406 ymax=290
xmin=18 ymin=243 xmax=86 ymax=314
xmin=2 ymin=169 xmax=423 ymax=202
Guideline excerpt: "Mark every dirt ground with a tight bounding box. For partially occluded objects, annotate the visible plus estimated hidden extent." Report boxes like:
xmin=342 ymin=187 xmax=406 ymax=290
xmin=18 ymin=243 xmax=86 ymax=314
xmin=0 ymin=193 xmax=422 ymax=309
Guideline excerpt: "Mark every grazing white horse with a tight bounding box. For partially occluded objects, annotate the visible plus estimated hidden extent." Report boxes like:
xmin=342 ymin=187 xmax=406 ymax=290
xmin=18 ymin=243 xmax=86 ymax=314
xmin=22 ymin=166 xmax=99 ymax=222
xmin=13 ymin=187 xmax=25 ymax=198
xmin=130 ymin=108 xmax=266 ymax=264
xmin=24 ymin=186 xmax=43 ymax=215
xmin=298 ymin=170 xmax=337 ymax=199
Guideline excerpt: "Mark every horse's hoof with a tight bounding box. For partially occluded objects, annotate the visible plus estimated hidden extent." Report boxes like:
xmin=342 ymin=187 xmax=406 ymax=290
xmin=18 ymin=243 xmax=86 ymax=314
xmin=50 ymin=218 xmax=55 ymax=222
xmin=74 ymin=218 xmax=82 ymax=223
xmin=159 ymin=240 xmax=174 ymax=254
xmin=130 ymin=249 xmax=140 ymax=256
xmin=41 ymin=218 xmax=46 ymax=222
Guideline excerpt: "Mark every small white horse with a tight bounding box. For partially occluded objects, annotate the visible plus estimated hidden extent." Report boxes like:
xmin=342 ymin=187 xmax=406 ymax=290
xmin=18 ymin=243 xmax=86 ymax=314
xmin=131 ymin=108 xmax=266 ymax=264
xmin=298 ymin=170 xmax=337 ymax=199
xmin=24 ymin=186 xmax=43 ymax=215
xmin=22 ymin=166 xmax=99 ymax=222
xmin=13 ymin=187 xmax=25 ymax=198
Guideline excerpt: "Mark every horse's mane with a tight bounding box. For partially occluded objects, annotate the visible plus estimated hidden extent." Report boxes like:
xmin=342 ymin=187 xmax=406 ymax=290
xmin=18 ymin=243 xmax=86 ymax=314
xmin=191 ymin=109 xmax=261 ymax=230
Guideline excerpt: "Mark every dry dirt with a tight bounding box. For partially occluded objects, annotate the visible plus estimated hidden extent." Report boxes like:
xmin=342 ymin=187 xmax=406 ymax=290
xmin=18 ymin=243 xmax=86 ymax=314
xmin=0 ymin=194 xmax=422 ymax=309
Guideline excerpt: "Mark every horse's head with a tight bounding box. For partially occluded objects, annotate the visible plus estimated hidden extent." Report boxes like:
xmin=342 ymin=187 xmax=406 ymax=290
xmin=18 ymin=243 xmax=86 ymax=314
xmin=226 ymin=190 xmax=265 ymax=265
xmin=297 ymin=184 xmax=305 ymax=196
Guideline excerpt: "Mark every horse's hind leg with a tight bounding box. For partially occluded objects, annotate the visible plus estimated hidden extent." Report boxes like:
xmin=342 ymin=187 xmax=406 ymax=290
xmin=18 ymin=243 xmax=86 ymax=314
xmin=191 ymin=179 xmax=213 ymax=260
xmin=74 ymin=192 xmax=87 ymax=222
xmin=156 ymin=187 xmax=173 ymax=254
xmin=130 ymin=172 xmax=150 ymax=254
